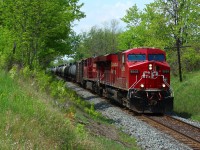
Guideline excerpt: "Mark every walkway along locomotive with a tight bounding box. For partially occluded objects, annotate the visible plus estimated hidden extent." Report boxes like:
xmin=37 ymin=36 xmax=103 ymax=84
xmin=52 ymin=47 xmax=174 ymax=113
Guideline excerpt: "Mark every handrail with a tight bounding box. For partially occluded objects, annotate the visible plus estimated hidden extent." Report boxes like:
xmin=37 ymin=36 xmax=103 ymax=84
xmin=128 ymin=71 xmax=174 ymax=96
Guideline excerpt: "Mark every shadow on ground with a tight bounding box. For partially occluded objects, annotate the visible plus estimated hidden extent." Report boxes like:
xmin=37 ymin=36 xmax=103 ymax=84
xmin=174 ymin=111 xmax=192 ymax=119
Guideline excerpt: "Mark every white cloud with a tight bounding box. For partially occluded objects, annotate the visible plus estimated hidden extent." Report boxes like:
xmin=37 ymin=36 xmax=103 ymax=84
xmin=73 ymin=0 xmax=154 ymax=33
xmin=93 ymin=1 xmax=133 ymax=22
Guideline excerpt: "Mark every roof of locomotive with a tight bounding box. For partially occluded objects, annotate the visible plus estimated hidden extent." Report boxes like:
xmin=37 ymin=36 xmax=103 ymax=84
xmin=122 ymin=47 xmax=166 ymax=55
xmin=86 ymin=47 xmax=166 ymax=62
xmin=94 ymin=53 xmax=118 ymax=62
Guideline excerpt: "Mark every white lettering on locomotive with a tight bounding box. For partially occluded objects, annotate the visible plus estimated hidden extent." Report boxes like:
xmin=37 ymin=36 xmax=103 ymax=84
xmin=111 ymin=62 xmax=118 ymax=67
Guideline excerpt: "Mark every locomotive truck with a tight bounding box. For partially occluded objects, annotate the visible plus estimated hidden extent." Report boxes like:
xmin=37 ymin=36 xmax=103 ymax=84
xmin=52 ymin=47 xmax=174 ymax=113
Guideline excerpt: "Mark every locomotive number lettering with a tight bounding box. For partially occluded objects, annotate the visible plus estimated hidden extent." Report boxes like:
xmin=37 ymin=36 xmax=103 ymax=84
xmin=111 ymin=62 xmax=118 ymax=67
xmin=121 ymin=66 xmax=125 ymax=71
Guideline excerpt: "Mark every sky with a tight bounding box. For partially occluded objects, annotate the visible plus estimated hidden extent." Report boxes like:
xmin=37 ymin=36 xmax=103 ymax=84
xmin=73 ymin=0 xmax=155 ymax=34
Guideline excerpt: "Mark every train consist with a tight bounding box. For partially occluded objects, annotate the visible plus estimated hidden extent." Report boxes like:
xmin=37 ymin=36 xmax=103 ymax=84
xmin=51 ymin=47 xmax=174 ymax=113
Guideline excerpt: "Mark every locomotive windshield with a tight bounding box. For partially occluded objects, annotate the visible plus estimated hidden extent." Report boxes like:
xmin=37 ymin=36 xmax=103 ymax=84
xmin=148 ymin=54 xmax=165 ymax=61
xmin=128 ymin=54 xmax=146 ymax=61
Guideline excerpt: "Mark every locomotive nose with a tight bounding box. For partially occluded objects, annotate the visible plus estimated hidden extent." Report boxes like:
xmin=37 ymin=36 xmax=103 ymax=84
xmin=148 ymin=62 xmax=162 ymax=72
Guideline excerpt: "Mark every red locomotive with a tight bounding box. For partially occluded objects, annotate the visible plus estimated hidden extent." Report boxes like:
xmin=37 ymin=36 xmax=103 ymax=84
xmin=54 ymin=47 xmax=174 ymax=113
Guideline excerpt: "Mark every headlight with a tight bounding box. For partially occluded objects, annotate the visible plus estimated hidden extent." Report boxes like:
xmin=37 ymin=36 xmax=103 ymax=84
xmin=162 ymin=84 xmax=166 ymax=88
xmin=149 ymin=64 xmax=153 ymax=70
xmin=140 ymin=84 xmax=144 ymax=88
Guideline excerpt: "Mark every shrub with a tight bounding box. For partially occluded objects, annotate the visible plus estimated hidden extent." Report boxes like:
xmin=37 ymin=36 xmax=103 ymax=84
xmin=8 ymin=65 xmax=18 ymax=79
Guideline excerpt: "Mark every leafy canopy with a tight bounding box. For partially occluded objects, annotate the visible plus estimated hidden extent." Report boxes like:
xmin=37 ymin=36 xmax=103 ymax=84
xmin=0 ymin=0 xmax=85 ymax=69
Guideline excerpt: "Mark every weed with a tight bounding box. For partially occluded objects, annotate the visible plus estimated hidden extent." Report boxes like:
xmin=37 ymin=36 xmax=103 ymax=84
xmin=171 ymin=71 xmax=200 ymax=121
xmin=0 ymin=68 xmax=139 ymax=149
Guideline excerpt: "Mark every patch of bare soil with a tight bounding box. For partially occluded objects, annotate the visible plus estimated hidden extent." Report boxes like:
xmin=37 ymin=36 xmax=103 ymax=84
xmin=87 ymin=120 xmax=118 ymax=139
xmin=83 ymin=119 xmax=132 ymax=148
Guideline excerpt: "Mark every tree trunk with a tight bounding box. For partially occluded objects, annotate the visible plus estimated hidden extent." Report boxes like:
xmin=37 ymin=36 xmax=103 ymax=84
xmin=176 ymin=38 xmax=182 ymax=82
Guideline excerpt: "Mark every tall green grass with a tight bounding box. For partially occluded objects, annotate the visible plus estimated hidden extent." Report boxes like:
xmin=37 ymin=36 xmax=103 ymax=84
xmin=0 ymin=71 xmax=76 ymax=149
xmin=171 ymin=71 xmax=200 ymax=121
xmin=0 ymin=69 xmax=138 ymax=149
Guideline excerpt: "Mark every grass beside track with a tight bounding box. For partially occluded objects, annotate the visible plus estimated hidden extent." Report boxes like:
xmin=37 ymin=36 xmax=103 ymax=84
xmin=171 ymin=71 xmax=200 ymax=121
xmin=0 ymin=70 xmax=138 ymax=149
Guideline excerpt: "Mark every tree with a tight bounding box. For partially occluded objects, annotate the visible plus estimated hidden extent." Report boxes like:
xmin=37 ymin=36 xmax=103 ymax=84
xmin=0 ymin=0 xmax=85 ymax=69
xmin=121 ymin=0 xmax=200 ymax=81
xmin=74 ymin=19 xmax=122 ymax=60
xmin=155 ymin=0 xmax=199 ymax=81
xmin=120 ymin=4 xmax=171 ymax=50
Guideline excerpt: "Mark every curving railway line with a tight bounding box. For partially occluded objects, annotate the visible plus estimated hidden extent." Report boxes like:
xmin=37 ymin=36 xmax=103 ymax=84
xmin=58 ymin=77 xmax=200 ymax=149
xmin=136 ymin=115 xmax=200 ymax=150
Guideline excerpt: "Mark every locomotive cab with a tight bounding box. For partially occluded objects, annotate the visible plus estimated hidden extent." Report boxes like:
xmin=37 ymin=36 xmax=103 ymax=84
xmin=126 ymin=48 xmax=173 ymax=113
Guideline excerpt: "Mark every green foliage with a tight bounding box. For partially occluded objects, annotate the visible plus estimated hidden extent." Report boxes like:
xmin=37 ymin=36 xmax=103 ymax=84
xmin=74 ymin=20 xmax=122 ymax=59
xmin=171 ymin=71 xmax=200 ymax=121
xmin=20 ymin=66 xmax=32 ymax=79
xmin=155 ymin=0 xmax=199 ymax=43
xmin=0 ymin=28 xmax=15 ymax=70
xmin=49 ymin=80 xmax=67 ymax=98
xmin=76 ymin=123 xmax=86 ymax=137
xmin=34 ymin=70 xmax=54 ymax=92
xmin=0 ymin=70 xmax=73 ymax=149
xmin=15 ymin=65 xmax=102 ymax=121
xmin=84 ymin=103 xmax=101 ymax=119
xmin=119 ymin=3 xmax=171 ymax=50
xmin=0 ymin=68 xmax=139 ymax=149
xmin=182 ymin=48 xmax=200 ymax=71
xmin=167 ymin=45 xmax=200 ymax=75
xmin=0 ymin=0 xmax=85 ymax=69
xmin=8 ymin=65 xmax=18 ymax=79
xmin=119 ymin=0 xmax=200 ymax=75
xmin=153 ymin=0 xmax=200 ymax=79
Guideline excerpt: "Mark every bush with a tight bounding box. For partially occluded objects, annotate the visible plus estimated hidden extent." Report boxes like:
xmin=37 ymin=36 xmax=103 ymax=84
xmin=167 ymin=47 xmax=200 ymax=75
xmin=171 ymin=71 xmax=200 ymax=121
xmin=182 ymin=48 xmax=200 ymax=71
xmin=8 ymin=64 xmax=18 ymax=79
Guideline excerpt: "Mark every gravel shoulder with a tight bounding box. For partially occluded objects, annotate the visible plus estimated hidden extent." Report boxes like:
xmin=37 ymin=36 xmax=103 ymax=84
xmin=66 ymin=82 xmax=195 ymax=150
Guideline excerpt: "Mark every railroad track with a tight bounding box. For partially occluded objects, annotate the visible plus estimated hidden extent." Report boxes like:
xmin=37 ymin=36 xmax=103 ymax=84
xmin=136 ymin=115 xmax=200 ymax=150
xmin=62 ymin=78 xmax=200 ymax=149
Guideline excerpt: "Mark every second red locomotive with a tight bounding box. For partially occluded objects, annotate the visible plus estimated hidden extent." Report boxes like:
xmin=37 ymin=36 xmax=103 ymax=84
xmin=53 ymin=47 xmax=174 ymax=113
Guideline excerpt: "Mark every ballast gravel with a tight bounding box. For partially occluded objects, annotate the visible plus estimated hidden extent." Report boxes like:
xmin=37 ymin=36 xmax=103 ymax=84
xmin=172 ymin=115 xmax=200 ymax=128
xmin=66 ymin=82 xmax=194 ymax=150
